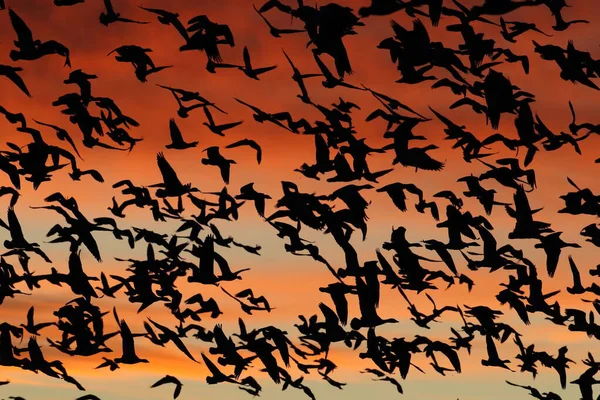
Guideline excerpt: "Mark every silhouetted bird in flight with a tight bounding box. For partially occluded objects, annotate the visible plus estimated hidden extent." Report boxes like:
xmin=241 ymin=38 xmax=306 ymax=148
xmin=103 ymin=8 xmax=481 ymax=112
xmin=226 ymin=139 xmax=262 ymax=164
xmin=202 ymin=147 xmax=236 ymax=184
xmin=109 ymin=45 xmax=171 ymax=82
xmin=150 ymin=152 xmax=199 ymax=198
xmin=165 ymin=119 xmax=198 ymax=150
xmin=100 ymin=0 xmax=148 ymax=26
xmin=139 ymin=6 xmax=189 ymax=42
xmin=238 ymin=46 xmax=277 ymax=80
xmin=202 ymin=106 xmax=243 ymax=136
xmin=151 ymin=375 xmax=183 ymax=399
xmin=254 ymin=5 xmax=305 ymax=37
xmin=1 ymin=1 xmax=600 ymax=399
xmin=8 ymin=9 xmax=71 ymax=67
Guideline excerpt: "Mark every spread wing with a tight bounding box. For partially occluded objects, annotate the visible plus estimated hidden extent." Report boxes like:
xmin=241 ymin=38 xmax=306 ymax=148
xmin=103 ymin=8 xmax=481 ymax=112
xmin=9 ymin=9 xmax=34 ymax=46
xmin=157 ymin=152 xmax=183 ymax=188
xmin=103 ymin=0 xmax=116 ymax=14
xmin=7 ymin=207 xmax=25 ymax=243
xmin=169 ymin=119 xmax=184 ymax=143
xmin=203 ymin=105 xmax=215 ymax=126
xmin=243 ymin=46 xmax=252 ymax=71
xmin=313 ymin=53 xmax=334 ymax=81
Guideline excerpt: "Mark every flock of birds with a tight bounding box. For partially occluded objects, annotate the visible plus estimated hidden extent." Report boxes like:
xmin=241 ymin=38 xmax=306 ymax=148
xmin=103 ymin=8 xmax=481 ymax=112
xmin=0 ymin=0 xmax=600 ymax=399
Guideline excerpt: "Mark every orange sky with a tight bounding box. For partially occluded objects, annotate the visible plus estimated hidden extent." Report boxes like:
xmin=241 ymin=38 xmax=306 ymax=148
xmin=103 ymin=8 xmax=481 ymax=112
xmin=1 ymin=0 xmax=600 ymax=399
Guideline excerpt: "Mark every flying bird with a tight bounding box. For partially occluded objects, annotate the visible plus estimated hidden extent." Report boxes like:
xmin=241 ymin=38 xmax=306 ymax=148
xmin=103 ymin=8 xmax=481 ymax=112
xmin=151 ymin=375 xmax=183 ymax=399
xmin=166 ymin=119 xmax=198 ymax=150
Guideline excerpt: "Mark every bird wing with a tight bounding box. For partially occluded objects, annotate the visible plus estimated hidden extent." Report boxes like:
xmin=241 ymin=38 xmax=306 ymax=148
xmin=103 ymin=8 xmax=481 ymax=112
xmin=201 ymin=353 xmax=224 ymax=377
xmin=76 ymin=395 xmax=101 ymax=400
xmin=378 ymin=185 xmax=407 ymax=211
xmin=68 ymin=250 xmax=84 ymax=274
xmin=437 ymin=247 xmax=457 ymax=275
xmin=434 ymin=190 xmax=455 ymax=200
xmin=430 ymin=107 xmax=459 ymax=130
xmin=151 ymin=374 xmax=180 ymax=388
xmin=390 ymin=19 xmax=407 ymax=39
xmin=139 ymin=5 xmax=168 ymax=16
xmin=214 ymin=251 xmax=232 ymax=275
xmin=428 ymin=202 xmax=440 ymax=221
xmin=169 ymin=119 xmax=184 ymax=143
xmin=202 ymin=105 xmax=216 ymax=126
xmin=225 ymin=139 xmax=246 ymax=149
xmin=218 ymin=24 xmax=235 ymax=46
xmin=236 ymin=288 xmax=253 ymax=298
xmin=376 ymin=249 xmax=399 ymax=280
xmin=315 ymin=134 xmax=329 ymax=165
xmin=355 ymin=276 xmax=376 ymax=317
xmin=226 ymin=139 xmax=261 ymax=163
xmin=403 ymin=183 xmax=424 ymax=200
xmin=156 ymin=152 xmax=183 ymax=188
xmin=9 ymin=10 xmax=34 ymax=46
xmin=485 ymin=334 xmax=500 ymax=360
xmin=243 ymin=46 xmax=253 ymax=71
xmin=258 ymin=0 xmax=293 ymax=13
xmin=568 ymin=256 xmax=582 ymax=287
xmin=313 ymin=53 xmax=334 ymax=81
xmin=3 ymin=67 xmax=30 ymax=97
xmin=438 ymin=344 xmax=462 ymax=373
xmin=104 ymin=0 xmax=116 ymax=14
xmin=318 ymin=302 xmax=340 ymax=326
xmin=7 ymin=207 xmax=25 ymax=242
xmin=26 ymin=306 xmax=34 ymax=326
xmin=282 ymin=49 xmax=299 ymax=73
xmin=253 ymin=65 xmax=277 ymax=75
xmin=545 ymin=245 xmax=560 ymax=278
xmin=413 ymin=18 xmax=431 ymax=44
xmin=234 ymin=98 xmax=263 ymax=114
xmin=248 ymin=140 xmax=262 ymax=164
xmin=254 ymin=5 xmax=275 ymax=29
xmin=216 ymin=121 xmax=243 ymax=131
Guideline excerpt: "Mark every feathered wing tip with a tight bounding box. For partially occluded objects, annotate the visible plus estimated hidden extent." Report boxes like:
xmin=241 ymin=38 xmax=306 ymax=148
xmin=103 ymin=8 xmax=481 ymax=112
xmin=419 ymin=156 xmax=445 ymax=171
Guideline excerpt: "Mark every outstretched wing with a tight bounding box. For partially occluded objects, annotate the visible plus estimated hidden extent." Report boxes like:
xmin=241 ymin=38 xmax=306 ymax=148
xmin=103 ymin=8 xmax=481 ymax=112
xmin=203 ymin=105 xmax=215 ymax=126
xmin=156 ymin=152 xmax=183 ymax=188
xmin=313 ymin=53 xmax=334 ymax=81
xmin=7 ymin=207 xmax=25 ymax=242
xmin=103 ymin=0 xmax=115 ymax=14
xmin=169 ymin=119 xmax=184 ymax=143
xmin=282 ymin=49 xmax=298 ymax=73
xmin=243 ymin=46 xmax=252 ymax=71
xmin=9 ymin=9 xmax=34 ymax=46
xmin=430 ymin=107 xmax=459 ymax=130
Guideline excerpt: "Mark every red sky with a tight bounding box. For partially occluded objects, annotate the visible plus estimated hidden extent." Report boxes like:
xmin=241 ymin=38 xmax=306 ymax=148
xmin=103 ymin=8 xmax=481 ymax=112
xmin=1 ymin=0 xmax=600 ymax=399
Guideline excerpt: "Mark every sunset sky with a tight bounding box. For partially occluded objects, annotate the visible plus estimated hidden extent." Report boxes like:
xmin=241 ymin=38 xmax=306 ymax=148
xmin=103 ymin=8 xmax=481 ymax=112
xmin=1 ymin=0 xmax=600 ymax=399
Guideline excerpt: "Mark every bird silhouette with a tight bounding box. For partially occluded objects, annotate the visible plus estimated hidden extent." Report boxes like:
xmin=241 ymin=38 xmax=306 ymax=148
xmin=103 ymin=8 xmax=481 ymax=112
xmin=151 ymin=375 xmax=183 ymax=399
xmin=100 ymin=0 xmax=148 ymax=26
xmin=202 ymin=147 xmax=236 ymax=184
xmin=239 ymin=46 xmax=277 ymax=80
xmin=8 ymin=9 xmax=71 ymax=67
xmin=165 ymin=119 xmax=198 ymax=150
